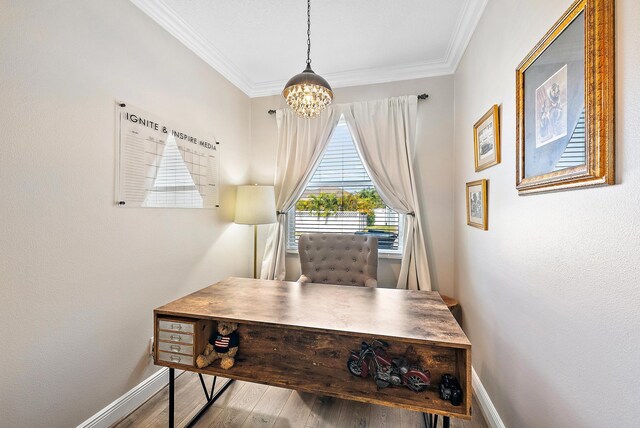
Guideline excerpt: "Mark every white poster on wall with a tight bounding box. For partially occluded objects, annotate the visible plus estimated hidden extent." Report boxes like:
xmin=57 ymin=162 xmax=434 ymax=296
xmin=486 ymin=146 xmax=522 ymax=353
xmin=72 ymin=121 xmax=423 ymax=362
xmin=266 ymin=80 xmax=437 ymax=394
xmin=116 ymin=103 xmax=219 ymax=208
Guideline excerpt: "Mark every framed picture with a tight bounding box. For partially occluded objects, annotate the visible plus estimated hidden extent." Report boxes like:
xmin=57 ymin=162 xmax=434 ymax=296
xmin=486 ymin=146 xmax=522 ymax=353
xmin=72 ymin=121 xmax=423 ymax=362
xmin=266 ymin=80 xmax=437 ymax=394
xmin=466 ymin=180 xmax=488 ymax=230
xmin=473 ymin=105 xmax=500 ymax=171
xmin=515 ymin=0 xmax=614 ymax=195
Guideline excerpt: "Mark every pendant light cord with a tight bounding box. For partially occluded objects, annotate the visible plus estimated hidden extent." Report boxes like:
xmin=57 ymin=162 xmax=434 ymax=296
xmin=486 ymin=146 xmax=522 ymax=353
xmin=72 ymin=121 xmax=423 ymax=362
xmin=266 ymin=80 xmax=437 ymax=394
xmin=306 ymin=0 xmax=311 ymax=66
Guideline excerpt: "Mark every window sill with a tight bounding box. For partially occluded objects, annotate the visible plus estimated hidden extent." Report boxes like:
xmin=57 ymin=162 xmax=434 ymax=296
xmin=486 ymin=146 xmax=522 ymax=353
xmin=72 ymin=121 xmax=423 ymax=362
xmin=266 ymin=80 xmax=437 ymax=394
xmin=285 ymin=249 xmax=402 ymax=260
xmin=378 ymin=250 xmax=403 ymax=260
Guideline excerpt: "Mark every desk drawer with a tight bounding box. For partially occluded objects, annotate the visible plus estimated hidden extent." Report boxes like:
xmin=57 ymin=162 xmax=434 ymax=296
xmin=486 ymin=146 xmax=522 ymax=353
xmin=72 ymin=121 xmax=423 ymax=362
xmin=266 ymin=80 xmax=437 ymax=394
xmin=158 ymin=351 xmax=193 ymax=367
xmin=158 ymin=330 xmax=194 ymax=345
xmin=158 ymin=320 xmax=194 ymax=334
xmin=158 ymin=341 xmax=193 ymax=356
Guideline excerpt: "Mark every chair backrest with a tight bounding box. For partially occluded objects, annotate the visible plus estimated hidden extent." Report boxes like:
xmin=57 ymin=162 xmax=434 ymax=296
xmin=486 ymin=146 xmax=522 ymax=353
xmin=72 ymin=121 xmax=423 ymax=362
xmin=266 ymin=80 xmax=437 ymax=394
xmin=298 ymin=233 xmax=378 ymax=287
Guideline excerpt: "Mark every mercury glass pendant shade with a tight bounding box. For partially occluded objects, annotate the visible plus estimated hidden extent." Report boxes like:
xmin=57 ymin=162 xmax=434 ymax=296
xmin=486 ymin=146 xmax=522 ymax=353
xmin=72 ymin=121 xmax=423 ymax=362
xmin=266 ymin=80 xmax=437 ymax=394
xmin=283 ymin=64 xmax=333 ymax=119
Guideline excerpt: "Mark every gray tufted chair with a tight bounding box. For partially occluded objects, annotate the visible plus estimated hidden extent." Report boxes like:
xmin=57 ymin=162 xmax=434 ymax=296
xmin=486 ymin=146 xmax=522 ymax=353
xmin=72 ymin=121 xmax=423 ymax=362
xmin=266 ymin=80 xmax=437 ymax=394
xmin=297 ymin=233 xmax=378 ymax=288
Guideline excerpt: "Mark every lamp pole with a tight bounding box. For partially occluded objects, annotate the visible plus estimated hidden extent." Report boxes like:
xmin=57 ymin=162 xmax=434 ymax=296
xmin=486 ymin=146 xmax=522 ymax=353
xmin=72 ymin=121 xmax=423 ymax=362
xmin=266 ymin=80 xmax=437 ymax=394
xmin=253 ymin=224 xmax=258 ymax=279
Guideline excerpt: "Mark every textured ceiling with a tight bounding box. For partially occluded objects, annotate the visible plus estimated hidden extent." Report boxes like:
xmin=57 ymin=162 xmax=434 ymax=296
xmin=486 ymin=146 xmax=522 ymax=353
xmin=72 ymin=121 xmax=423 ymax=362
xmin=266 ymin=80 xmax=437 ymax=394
xmin=131 ymin=0 xmax=487 ymax=97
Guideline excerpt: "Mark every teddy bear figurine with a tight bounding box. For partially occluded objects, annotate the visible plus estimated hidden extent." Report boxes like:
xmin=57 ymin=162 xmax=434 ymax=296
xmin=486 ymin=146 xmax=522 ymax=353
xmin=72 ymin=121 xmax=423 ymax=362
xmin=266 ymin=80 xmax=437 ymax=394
xmin=196 ymin=321 xmax=239 ymax=370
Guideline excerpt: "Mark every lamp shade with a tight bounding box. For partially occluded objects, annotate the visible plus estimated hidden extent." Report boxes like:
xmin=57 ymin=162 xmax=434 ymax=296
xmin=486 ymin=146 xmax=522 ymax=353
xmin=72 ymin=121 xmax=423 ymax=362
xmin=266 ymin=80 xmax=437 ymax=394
xmin=234 ymin=185 xmax=277 ymax=225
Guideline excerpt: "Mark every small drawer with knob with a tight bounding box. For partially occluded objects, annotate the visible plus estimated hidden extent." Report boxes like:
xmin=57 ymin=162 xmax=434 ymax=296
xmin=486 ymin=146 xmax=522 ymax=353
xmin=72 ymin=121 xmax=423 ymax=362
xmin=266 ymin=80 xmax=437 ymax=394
xmin=158 ymin=351 xmax=194 ymax=367
xmin=158 ymin=320 xmax=195 ymax=334
xmin=157 ymin=341 xmax=193 ymax=355
xmin=157 ymin=330 xmax=194 ymax=345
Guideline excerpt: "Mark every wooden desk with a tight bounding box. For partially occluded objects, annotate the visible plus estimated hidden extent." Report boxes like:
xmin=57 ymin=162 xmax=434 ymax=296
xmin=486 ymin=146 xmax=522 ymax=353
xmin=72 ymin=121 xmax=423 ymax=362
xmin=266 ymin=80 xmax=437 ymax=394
xmin=154 ymin=277 xmax=472 ymax=427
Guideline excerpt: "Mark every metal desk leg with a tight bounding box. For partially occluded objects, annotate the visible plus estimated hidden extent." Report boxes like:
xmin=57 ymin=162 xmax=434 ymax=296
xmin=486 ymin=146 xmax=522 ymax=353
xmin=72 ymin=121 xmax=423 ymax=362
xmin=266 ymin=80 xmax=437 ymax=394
xmin=423 ymin=413 xmax=451 ymax=428
xmin=423 ymin=413 xmax=432 ymax=428
xmin=169 ymin=368 xmax=175 ymax=428
xmin=168 ymin=368 xmax=234 ymax=428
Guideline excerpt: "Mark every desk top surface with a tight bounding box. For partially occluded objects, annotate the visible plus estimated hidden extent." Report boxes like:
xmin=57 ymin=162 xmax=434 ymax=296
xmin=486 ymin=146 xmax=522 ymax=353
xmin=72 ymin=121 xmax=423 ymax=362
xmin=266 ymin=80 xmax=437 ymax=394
xmin=155 ymin=277 xmax=470 ymax=348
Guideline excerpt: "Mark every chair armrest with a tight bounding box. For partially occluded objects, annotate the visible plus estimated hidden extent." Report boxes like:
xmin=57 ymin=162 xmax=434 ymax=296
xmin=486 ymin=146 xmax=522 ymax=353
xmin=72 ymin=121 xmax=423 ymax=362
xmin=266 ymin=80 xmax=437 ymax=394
xmin=298 ymin=275 xmax=312 ymax=284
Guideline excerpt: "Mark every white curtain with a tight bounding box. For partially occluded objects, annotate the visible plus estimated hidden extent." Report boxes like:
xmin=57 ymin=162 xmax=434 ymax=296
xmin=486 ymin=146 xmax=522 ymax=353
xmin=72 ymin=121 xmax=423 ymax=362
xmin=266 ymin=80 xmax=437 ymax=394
xmin=342 ymin=96 xmax=431 ymax=290
xmin=260 ymin=107 xmax=341 ymax=280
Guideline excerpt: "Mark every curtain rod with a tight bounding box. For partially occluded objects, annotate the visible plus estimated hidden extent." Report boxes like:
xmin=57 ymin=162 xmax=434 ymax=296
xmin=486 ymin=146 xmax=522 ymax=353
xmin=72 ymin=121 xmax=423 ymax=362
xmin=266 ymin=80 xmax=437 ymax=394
xmin=267 ymin=93 xmax=429 ymax=115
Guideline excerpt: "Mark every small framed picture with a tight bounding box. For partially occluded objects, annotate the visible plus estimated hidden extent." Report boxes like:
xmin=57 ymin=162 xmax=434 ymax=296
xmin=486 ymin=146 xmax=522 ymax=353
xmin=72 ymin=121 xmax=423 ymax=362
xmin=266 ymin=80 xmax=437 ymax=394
xmin=473 ymin=105 xmax=500 ymax=172
xmin=466 ymin=180 xmax=488 ymax=230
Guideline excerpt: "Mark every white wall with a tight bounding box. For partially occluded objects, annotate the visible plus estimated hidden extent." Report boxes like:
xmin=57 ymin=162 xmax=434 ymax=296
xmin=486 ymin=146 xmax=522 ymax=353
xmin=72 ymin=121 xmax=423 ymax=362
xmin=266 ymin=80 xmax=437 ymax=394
xmin=251 ymin=76 xmax=455 ymax=292
xmin=453 ymin=0 xmax=640 ymax=426
xmin=0 ymin=1 xmax=252 ymax=427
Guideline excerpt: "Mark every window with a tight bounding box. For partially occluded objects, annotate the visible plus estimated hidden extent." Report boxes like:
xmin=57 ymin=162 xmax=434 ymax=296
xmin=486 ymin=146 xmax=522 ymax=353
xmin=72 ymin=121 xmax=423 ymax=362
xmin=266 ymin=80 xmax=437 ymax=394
xmin=287 ymin=118 xmax=402 ymax=253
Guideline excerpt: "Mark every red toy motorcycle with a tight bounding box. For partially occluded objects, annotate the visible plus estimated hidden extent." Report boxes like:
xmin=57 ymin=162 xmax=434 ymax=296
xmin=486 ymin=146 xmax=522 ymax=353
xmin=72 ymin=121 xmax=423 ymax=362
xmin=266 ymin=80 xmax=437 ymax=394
xmin=347 ymin=339 xmax=431 ymax=392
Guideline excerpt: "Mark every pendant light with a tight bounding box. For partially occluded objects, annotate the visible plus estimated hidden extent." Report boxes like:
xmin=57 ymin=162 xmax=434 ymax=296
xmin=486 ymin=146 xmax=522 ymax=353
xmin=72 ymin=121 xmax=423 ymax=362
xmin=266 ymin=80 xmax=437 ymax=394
xmin=282 ymin=0 xmax=333 ymax=119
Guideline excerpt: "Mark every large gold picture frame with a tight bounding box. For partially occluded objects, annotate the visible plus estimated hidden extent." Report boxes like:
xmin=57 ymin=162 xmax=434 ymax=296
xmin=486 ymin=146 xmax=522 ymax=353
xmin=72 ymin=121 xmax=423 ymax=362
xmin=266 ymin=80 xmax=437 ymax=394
xmin=515 ymin=0 xmax=614 ymax=195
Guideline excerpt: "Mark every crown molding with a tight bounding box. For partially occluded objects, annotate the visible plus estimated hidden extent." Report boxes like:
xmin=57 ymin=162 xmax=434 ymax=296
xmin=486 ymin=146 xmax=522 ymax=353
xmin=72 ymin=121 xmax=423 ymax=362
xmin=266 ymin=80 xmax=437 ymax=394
xmin=250 ymin=59 xmax=454 ymax=97
xmin=129 ymin=0 xmax=254 ymax=96
xmin=444 ymin=0 xmax=489 ymax=72
xmin=130 ymin=0 xmax=487 ymax=98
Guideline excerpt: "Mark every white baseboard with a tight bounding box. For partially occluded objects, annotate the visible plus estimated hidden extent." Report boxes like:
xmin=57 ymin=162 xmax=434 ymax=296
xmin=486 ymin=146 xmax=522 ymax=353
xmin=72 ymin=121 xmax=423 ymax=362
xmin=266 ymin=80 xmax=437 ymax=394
xmin=77 ymin=367 xmax=183 ymax=428
xmin=472 ymin=366 xmax=506 ymax=428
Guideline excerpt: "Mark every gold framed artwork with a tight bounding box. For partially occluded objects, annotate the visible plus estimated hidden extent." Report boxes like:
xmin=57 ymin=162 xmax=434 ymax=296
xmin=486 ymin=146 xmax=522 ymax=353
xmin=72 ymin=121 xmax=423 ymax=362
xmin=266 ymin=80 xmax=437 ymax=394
xmin=515 ymin=0 xmax=614 ymax=195
xmin=466 ymin=180 xmax=488 ymax=230
xmin=473 ymin=105 xmax=500 ymax=172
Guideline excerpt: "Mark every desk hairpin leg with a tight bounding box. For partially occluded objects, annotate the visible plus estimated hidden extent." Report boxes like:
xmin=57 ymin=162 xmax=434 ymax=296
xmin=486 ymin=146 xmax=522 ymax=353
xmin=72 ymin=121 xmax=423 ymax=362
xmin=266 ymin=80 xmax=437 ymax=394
xmin=423 ymin=413 xmax=450 ymax=428
xmin=168 ymin=368 xmax=235 ymax=428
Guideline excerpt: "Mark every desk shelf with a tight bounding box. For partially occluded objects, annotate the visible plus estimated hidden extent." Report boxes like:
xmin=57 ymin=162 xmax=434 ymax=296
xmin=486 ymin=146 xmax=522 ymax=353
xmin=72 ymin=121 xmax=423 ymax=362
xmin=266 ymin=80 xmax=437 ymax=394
xmin=155 ymin=319 xmax=471 ymax=419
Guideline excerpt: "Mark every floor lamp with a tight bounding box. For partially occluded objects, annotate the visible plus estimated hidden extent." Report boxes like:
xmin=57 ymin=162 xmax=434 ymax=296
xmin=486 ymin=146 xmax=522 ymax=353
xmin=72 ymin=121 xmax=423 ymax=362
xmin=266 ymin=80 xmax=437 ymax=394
xmin=234 ymin=185 xmax=277 ymax=279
